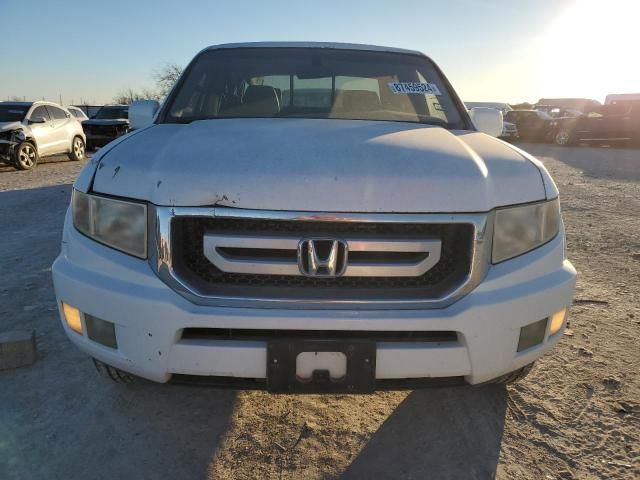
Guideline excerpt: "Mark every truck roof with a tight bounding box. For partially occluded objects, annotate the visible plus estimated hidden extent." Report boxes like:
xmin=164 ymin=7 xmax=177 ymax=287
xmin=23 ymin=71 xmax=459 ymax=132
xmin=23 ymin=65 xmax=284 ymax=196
xmin=203 ymin=41 xmax=425 ymax=57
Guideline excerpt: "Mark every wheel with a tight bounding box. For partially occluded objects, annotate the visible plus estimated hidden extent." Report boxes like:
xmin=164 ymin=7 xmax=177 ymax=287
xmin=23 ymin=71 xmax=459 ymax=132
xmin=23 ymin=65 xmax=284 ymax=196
xmin=483 ymin=362 xmax=535 ymax=385
xmin=554 ymin=130 xmax=572 ymax=146
xmin=13 ymin=141 xmax=38 ymax=170
xmin=68 ymin=136 xmax=85 ymax=161
xmin=93 ymin=358 xmax=141 ymax=384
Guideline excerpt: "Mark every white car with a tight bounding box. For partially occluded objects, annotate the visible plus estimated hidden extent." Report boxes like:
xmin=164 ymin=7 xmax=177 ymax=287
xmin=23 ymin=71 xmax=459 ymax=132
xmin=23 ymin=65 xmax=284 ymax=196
xmin=465 ymin=101 xmax=512 ymax=115
xmin=0 ymin=101 xmax=86 ymax=170
xmin=67 ymin=106 xmax=89 ymax=121
xmin=52 ymin=42 xmax=576 ymax=392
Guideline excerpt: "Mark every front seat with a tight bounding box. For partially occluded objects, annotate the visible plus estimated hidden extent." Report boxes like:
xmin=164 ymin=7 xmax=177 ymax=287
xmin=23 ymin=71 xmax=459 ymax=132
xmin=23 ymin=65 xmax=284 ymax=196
xmin=241 ymin=85 xmax=281 ymax=116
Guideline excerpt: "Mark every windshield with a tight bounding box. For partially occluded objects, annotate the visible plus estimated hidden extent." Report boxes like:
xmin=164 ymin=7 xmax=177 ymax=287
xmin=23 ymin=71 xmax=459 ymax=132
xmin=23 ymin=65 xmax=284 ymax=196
xmin=163 ymin=48 xmax=466 ymax=128
xmin=94 ymin=107 xmax=128 ymax=119
xmin=0 ymin=105 xmax=28 ymax=122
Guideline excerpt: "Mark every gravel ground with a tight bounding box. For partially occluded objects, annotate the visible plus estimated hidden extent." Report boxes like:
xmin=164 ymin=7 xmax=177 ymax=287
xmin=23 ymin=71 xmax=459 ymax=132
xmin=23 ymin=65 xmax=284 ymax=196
xmin=0 ymin=144 xmax=638 ymax=479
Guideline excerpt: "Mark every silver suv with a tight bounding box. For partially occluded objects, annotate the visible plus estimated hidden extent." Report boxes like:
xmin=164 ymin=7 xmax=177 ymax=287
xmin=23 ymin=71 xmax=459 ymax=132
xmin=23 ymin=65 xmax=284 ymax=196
xmin=0 ymin=101 xmax=86 ymax=170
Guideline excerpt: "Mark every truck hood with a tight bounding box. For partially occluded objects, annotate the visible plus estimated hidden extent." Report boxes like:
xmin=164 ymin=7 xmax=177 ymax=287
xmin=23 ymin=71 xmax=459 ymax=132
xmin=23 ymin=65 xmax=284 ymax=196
xmin=89 ymin=119 xmax=547 ymax=212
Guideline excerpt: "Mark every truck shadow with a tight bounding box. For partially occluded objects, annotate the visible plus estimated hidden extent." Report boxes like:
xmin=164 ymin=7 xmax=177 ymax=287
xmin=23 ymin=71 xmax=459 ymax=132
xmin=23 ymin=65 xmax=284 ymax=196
xmin=342 ymin=385 xmax=507 ymax=480
xmin=0 ymin=183 xmax=238 ymax=480
xmin=1 ymin=182 xmax=506 ymax=480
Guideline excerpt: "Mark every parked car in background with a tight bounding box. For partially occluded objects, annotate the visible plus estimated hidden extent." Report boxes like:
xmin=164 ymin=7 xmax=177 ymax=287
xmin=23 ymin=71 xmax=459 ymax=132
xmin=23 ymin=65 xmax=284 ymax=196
xmin=536 ymin=98 xmax=600 ymax=113
xmin=82 ymin=104 xmax=129 ymax=150
xmin=604 ymin=93 xmax=640 ymax=105
xmin=504 ymin=109 xmax=555 ymax=142
xmin=67 ymin=106 xmax=89 ymax=121
xmin=465 ymin=102 xmax=512 ymax=115
xmin=0 ymin=101 xmax=86 ymax=170
xmin=53 ymin=42 xmax=575 ymax=392
xmin=551 ymin=102 xmax=640 ymax=146
xmin=499 ymin=121 xmax=518 ymax=141
xmin=534 ymin=105 xmax=581 ymax=118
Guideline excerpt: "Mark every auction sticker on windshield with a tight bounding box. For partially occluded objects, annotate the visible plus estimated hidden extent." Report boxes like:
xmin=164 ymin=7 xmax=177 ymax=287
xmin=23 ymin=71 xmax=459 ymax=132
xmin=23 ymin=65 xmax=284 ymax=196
xmin=388 ymin=82 xmax=442 ymax=95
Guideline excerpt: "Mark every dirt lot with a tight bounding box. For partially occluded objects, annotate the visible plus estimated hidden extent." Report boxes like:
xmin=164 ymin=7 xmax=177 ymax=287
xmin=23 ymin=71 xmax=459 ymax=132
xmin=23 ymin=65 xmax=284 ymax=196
xmin=0 ymin=145 xmax=638 ymax=479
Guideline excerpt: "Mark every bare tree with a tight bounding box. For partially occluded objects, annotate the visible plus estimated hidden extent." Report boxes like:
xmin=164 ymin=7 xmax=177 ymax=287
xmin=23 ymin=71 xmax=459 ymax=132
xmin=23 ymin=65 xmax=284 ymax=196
xmin=112 ymin=63 xmax=183 ymax=104
xmin=153 ymin=63 xmax=184 ymax=98
xmin=113 ymin=88 xmax=145 ymax=105
xmin=112 ymin=87 xmax=161 ymax=105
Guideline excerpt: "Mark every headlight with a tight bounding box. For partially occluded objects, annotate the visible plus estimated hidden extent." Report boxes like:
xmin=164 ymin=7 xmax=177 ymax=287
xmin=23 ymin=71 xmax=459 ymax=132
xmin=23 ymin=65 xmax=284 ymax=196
xmin=492 ymin=198 xmax=560 ymax=263
xmin=72 ymin=189 xmax=147 ymax=258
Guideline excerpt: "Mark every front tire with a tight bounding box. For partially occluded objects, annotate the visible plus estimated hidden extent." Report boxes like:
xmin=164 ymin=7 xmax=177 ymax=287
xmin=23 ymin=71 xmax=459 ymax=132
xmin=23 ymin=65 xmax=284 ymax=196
xmin=554 ymin=130 xmax=572 ymax=146
xmin=68 ymin=136 xmax=85 ymax=161
xmin=14 ymin=142 xmax=38 ymax=170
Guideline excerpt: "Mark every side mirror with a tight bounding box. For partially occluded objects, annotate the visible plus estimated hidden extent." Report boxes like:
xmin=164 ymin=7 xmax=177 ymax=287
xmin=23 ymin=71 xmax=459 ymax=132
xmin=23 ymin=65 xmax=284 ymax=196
xmin=129 ymin=100 xmax=160 ymax=130
xmin=469 ymin=107 xmax=504 ymax=137
xmin=28 ymin=117 xmax=46 ymax=124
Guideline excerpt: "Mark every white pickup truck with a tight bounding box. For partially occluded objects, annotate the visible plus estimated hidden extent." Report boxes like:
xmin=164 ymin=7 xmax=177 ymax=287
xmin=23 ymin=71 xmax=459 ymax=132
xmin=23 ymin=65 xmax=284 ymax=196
xmin=52 ymin=42 xmax=576 ymax=392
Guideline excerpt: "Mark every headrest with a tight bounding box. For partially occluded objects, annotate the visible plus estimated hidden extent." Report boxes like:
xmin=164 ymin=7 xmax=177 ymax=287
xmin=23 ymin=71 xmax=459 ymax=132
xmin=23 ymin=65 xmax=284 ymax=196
xmin=242 ymin=85 xmax=281 ymax=116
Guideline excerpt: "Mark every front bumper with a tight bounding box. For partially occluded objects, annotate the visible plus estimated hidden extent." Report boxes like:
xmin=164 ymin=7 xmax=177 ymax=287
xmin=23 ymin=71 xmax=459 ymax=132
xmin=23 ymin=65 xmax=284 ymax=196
xmin=0 ymin=138 xmax=17 ymax=162
xmin=52 ymin=213 xmax=576 ymax=386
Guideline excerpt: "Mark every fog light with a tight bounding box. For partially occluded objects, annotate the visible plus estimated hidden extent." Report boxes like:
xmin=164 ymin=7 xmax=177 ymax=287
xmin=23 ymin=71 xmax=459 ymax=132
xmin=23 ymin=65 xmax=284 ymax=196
xmin=549 ymin=308 xmax=568 ymax=336
xmin=62 ymin=303 xmax=83 ymax=334
xmin=517 ymin=318 xmax=547 ymax=352
xmin=84 ymin=314 xmax=117 ymax=349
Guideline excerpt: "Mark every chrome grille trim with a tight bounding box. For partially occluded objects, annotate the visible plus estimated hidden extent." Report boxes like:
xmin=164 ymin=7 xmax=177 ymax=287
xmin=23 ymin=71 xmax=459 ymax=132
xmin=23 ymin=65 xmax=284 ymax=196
xmin=203 ymin=234 xmax=441 ymax=277
xmin=149 ymin=206 xmax=494 ymax=310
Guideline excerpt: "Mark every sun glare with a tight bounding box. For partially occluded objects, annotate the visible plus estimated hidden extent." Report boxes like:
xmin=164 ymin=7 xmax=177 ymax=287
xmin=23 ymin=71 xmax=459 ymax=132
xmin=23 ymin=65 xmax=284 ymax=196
xmin=539 ymin=0 xmax=639 ymax=102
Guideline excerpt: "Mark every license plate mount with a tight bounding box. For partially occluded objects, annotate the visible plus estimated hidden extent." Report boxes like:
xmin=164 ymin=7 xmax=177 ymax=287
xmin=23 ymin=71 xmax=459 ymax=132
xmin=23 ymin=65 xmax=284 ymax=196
xmin=267 ymin=339 xmax=376 ymax=394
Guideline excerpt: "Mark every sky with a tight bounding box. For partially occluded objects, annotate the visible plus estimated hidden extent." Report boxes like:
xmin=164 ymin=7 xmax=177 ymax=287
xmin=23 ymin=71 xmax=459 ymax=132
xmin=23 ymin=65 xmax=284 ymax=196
xmin=1 ymin=0 xmax=637 ymax=105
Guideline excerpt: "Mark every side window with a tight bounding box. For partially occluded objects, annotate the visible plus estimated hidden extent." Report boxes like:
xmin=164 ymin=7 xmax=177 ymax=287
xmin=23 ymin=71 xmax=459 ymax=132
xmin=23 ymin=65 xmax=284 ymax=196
xmin=30 ymin=106 xmax=51 ymax=122
xmin=47 ymin=106 xmax=68 ymax=120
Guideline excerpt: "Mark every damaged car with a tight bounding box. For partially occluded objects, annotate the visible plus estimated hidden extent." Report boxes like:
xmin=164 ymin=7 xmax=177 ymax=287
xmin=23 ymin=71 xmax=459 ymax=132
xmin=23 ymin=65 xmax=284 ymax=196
xmin=0 ymin=101 xmax=86 ymax=170
xmin=82 ymin=105 xmax=129 ymax=150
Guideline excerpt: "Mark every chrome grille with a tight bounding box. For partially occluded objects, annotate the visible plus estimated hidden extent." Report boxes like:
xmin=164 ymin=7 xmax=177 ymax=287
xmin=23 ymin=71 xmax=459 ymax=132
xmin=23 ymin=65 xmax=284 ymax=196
xmin=170 ymin=217 xmax=474 ymax=297
xmin=203 ymin=235 xmax=442 ymax=277
xmin=150 ymin=207 xmax=492 ymax=309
